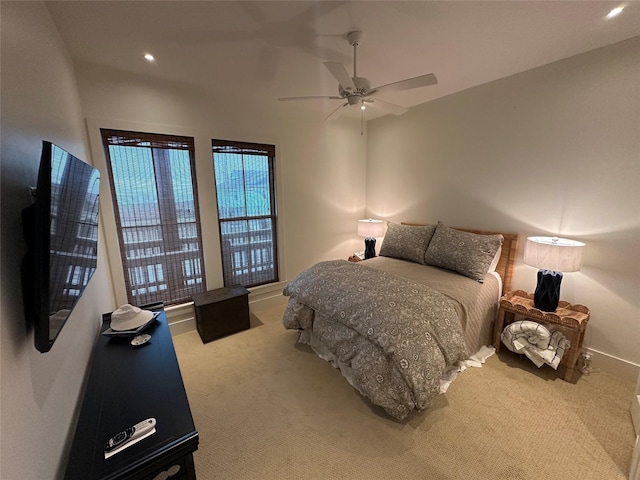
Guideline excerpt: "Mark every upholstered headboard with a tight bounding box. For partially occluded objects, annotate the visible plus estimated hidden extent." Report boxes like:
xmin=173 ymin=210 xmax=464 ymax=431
xmin=401 ymin=223 xmax=519 ymax=295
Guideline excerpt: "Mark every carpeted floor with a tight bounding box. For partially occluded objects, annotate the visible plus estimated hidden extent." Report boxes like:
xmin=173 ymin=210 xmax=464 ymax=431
xmin=172 ymin=296 xmax=636 ymax=480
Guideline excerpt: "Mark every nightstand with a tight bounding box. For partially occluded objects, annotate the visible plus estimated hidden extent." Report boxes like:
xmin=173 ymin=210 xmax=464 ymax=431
xmin=494 ymin=289 xmax=590 ymax=382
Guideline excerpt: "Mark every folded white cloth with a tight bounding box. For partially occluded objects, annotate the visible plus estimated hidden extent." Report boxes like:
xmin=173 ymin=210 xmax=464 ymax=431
xmin=439 ymin=345 xmax=496 ymax=393
xmin=501 ymin=320 xmax=570 ymax=370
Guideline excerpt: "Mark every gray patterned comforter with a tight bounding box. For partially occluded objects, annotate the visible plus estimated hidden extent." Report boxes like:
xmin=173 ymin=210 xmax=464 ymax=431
xmin=282 ymin=260 xmax=470 ymax=420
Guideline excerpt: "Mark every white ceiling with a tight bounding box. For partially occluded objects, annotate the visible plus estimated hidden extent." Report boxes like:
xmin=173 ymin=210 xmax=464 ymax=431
xmin=46 ymin=1 xmax=640 ymax=120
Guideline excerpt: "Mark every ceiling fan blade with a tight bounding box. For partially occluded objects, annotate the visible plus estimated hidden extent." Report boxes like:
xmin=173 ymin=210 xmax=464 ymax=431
xmin=370 ymin=73 xmax=437 ymax=96
xmin=364 ymin=98 xmax=408 ymax=116
xmin=324 ymin=62 xmax=356 ymax=92
xmin=326 ymin=103 xmax=349 ymax=121
xmin=278 ymin=95 xmax=343 ymax=101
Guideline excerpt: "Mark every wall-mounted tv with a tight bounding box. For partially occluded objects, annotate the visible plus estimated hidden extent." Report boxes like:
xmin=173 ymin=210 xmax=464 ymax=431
xmin=22 ymin=141 xmax=101 ymax=353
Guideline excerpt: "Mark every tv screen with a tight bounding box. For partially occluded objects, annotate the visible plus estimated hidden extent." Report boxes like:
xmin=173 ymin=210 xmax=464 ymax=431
xmin=22 ymin=141 xmax=100 ymax=353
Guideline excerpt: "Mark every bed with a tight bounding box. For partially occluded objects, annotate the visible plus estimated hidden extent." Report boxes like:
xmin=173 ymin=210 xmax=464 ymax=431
xmin=282 ymin=221 xmax=519 ymax=420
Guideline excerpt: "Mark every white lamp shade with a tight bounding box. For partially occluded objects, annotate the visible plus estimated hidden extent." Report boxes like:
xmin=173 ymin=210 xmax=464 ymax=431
xmin=357 ymin=219 xmax=385 ymax=238
xmin=523 ymin=236 xmax=585 ymax=272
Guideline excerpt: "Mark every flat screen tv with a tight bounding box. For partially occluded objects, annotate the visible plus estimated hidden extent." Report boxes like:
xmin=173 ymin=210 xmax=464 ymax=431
xmin=22 ymin=141 xmax=101 ymax=353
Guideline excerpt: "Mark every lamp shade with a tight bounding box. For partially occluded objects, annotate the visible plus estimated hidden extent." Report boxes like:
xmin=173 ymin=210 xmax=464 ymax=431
xmin=357 ymin=219 xmax=385 ymax=238
xmin=523 ymin=236 xmax=585 ymax=272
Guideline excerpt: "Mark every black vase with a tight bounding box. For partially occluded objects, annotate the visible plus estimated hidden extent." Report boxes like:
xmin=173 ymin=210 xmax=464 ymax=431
xmin=534 ymin=269 xmax=563 ymax=312
xmin=364 ymin=237 xmax=376 ymax=259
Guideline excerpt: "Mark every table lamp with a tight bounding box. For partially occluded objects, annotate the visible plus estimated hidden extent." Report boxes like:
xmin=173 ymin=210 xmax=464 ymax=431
xmin=357 ymin=219 xmax=385 ymax=259
xmin=523 ymin=236 xmax=585 ymax=312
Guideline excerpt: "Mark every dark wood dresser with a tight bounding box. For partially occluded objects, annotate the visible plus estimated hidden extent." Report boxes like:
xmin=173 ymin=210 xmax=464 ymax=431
xmin=65 ymin=305 xmax=198 ymax=480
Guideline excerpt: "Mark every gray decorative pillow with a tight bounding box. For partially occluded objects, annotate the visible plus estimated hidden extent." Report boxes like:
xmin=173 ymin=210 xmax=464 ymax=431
xmin=423 ymin=222 xmax=504 ymax=282
xmin=379 ymin=222 xmax=436 ymax=264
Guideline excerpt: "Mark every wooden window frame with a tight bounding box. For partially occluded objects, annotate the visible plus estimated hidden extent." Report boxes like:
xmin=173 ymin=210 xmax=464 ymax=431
xmin=101 ymin=129 xmax=207 ymax=306
xmin=212 ymin=139 xmax=279 ymax=288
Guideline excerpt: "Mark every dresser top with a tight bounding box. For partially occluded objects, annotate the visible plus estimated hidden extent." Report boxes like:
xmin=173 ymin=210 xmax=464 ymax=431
xmin=65 ymin=306 xmax=198 ymax=480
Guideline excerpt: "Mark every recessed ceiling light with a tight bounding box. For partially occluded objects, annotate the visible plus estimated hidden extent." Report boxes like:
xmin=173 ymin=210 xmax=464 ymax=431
xmin=606 ymin=5 xmax=625 ymax=19
xmin=144 ymin=53 xmax=155 ymax=62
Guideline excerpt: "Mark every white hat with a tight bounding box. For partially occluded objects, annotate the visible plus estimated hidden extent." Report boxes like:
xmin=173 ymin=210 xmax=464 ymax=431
xmin=111 ymin=304 xmax=153 ymax=331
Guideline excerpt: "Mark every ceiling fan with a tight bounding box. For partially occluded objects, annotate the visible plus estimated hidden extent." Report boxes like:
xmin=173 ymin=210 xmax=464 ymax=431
xmin=278 ymin=31 xmax=438 ymax=121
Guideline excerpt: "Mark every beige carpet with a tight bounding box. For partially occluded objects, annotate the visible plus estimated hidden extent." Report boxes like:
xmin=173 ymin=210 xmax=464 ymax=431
xmin=172 ymin=296 xmax=635 ymax=480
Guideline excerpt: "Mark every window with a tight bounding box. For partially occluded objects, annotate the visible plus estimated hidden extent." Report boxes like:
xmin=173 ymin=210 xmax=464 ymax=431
xmin=212 ymin=139 xmax=279 ymax=288
xmin=101 ymin=129 xmax=206 ymax=306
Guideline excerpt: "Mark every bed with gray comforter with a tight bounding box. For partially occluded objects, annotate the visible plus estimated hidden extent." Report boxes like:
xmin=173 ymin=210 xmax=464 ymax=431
xmin=283 ymin=256 xmax=501 ymax=420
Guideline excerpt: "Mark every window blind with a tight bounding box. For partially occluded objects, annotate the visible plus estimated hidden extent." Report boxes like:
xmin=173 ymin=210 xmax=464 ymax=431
xmin=101 ymin=129 xmax=206 ymax=306
xmin=212 ymin=139 xmax=279 ymax=288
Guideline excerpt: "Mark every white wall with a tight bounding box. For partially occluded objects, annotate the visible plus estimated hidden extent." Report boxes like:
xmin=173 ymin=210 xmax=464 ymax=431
xmin=0 ymin=2 xmax=115 ymax=479
xmin=3 ymin=2 xmax=634 ymax=476
xmin=74 ymin=60 xmax=368 ymax=305
xmin=1 ymin=2 xmax=367 ymax=474
xmin=367 ymin=37 xmax=640 ymax=373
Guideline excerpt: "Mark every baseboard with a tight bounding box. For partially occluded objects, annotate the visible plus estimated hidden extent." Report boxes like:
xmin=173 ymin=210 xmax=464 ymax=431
xmin=246 ymin=281 xmax=287 ymax=304
xmin=587 ymin=347 xmax=640 ymax=382
xmin=168 ymin=317 xmax=197 ymax=336
xmin=165 ymin=283 xmax=287 ymax=336
xmin=165 ymin=302 xmax=197 ymax=336
xmin=249 ymin=293 xmax=287 ymax=309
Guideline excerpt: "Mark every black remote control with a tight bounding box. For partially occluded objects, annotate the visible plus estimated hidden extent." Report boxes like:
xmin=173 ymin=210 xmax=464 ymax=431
xmin=104 ymin=418 xmax=156 ymax=452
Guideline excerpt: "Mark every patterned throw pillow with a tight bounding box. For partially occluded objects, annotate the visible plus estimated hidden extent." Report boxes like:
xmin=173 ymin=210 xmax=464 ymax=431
xmin=379 ymin=222 xmax=436 ymax=264
xmin=423 ymin=222 xmax=504 ymax=282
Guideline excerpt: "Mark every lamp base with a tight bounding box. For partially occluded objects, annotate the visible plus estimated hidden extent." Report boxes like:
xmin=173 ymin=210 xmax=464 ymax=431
xmin=534 ymin=269 xmax=563 ymax=312
xmin=364 ymin=237 xmax=376 ymax=260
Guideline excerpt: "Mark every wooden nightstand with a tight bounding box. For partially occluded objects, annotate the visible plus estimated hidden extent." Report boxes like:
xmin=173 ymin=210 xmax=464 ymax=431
xmin=494 ymin=290 xmax=590 ymax=382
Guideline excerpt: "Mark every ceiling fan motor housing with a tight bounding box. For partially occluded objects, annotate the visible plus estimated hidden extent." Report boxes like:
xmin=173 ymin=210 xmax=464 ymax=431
xmin=339 ymin=77 xmax=371 ymax=99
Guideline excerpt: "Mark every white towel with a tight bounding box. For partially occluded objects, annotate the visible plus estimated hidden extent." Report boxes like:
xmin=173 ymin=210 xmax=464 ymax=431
xmin=439 ymin=345 xmax=496 ymax=393
xmin=501 ymin=320 xmax=570 ymax=370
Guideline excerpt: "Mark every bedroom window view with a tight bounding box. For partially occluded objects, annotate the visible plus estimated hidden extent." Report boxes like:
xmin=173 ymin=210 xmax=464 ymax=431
xmin=212 ymin=139 xmax=279 ymax=288
xmin=101 ymin=129 xmax=207 ymax=306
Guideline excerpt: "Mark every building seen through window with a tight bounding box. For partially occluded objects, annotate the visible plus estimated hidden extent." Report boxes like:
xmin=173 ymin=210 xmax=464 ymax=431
xmin=101 ymin=129 xmax=206 ymax=306
xmin=212 ymin=139 xmax=279 ymax=288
